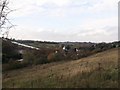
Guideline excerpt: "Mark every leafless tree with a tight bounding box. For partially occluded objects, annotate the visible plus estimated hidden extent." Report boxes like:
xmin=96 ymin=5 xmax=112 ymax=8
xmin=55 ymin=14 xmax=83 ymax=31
xmin=0 ymin=0 xmax=14 ymax=38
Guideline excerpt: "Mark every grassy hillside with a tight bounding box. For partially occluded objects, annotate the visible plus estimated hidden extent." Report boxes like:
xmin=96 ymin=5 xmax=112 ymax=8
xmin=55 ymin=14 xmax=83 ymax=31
xmin=3 ymin=48 xmax=119 ymax=88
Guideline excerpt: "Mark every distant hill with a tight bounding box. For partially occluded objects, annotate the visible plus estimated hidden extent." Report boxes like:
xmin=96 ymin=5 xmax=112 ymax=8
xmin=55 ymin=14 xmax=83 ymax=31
xmin=3 ymin=48 xmax=118 ymax=88
xmin=2 ymin=38 xmax=120 ymax=67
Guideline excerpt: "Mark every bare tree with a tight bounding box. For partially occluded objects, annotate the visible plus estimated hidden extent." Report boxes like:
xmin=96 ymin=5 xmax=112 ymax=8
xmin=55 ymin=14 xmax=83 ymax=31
xmin=0 ymin=0 xmax=14 ymax=38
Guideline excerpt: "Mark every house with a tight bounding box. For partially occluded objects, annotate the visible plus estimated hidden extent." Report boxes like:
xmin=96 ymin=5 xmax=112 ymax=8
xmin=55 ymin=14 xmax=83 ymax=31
xmin=63 ymin=46 xmax=66 ymax=50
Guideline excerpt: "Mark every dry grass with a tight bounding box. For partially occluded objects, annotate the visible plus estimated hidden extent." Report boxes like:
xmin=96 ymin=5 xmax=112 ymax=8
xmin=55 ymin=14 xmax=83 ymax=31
xmin=2 ymin=48 xmax=119 ymax=88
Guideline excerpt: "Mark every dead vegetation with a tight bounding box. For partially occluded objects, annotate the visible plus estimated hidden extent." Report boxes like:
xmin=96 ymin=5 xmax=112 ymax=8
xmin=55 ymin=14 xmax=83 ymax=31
xmin=2 ymin=48 xmax=119 ymax=88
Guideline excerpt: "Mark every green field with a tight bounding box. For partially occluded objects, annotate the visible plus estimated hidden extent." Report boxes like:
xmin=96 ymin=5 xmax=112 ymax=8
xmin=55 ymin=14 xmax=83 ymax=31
xmin=3 ymin=48 xmax=119 ymax=88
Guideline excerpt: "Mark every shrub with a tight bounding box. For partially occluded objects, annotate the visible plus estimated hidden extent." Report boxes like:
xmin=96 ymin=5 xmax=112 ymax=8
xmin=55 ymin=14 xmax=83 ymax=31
xmin=23 ymin=49 xmax=48 ymax=65
xmin=2 ymin=40 xmax=22 ymax=63
xmin=47 ymin=52 xmax=65 ymax=62
xmin=3 ymin=60 xmax=27 ymax=71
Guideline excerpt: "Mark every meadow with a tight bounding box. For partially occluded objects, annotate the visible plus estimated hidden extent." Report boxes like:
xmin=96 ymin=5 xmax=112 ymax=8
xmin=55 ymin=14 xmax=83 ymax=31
xmin=2 ymin=48 xmax=119 ymax=88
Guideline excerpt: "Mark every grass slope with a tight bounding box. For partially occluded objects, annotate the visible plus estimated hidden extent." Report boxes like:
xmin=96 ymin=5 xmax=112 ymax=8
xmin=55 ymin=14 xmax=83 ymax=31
xmin=3 ymin=48 xmax=119 ymax=88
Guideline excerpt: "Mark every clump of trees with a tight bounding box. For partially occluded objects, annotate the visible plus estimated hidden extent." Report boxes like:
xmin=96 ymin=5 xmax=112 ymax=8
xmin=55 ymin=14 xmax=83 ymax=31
xmin=23 ymin=49 xmax=48 ymax=65
xmin=2 ymin=40 xmax=24 ymax=71
xmin=2 ymin=40 xmax=22 ymax=63
xmin=47 ymin=52 xmax=64 ymax=62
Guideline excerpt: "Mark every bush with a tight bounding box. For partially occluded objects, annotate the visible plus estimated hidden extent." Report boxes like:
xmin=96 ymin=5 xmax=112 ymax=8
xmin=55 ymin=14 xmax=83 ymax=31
xmin=23 ymin=50 xmax=48 ymax=65
xmin=33 ymin=56 xmax=48 ymax=65
xmin=47 ymin=52 xmax=65 ymax=62
xmin=3 ymin=60 xmax=27 ymax=71
xmin=2 ymin=40 xmax=22 ymax=63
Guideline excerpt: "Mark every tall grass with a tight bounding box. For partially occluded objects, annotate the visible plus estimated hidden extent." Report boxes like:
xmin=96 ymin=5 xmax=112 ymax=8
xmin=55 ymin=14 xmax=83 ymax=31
xmin=3 ymin=62 xmax=118 ymax=88
xmin=2 ymin=48 xmax=118 ymax=88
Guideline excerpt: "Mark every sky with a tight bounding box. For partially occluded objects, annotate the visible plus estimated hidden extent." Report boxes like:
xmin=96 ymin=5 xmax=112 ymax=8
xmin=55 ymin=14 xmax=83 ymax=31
xmin=6 ymin=0 xmax=119 ymax=42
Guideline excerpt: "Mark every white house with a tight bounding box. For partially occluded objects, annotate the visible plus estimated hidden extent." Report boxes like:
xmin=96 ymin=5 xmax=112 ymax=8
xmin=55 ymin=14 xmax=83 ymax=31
xmin=63 ymin=46 xmax=66 ymax=50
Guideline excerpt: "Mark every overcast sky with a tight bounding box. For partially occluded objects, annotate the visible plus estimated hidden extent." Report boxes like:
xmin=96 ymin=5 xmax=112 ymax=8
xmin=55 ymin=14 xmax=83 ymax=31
xmin=8 ymin=0 xmax=119 ymax=42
